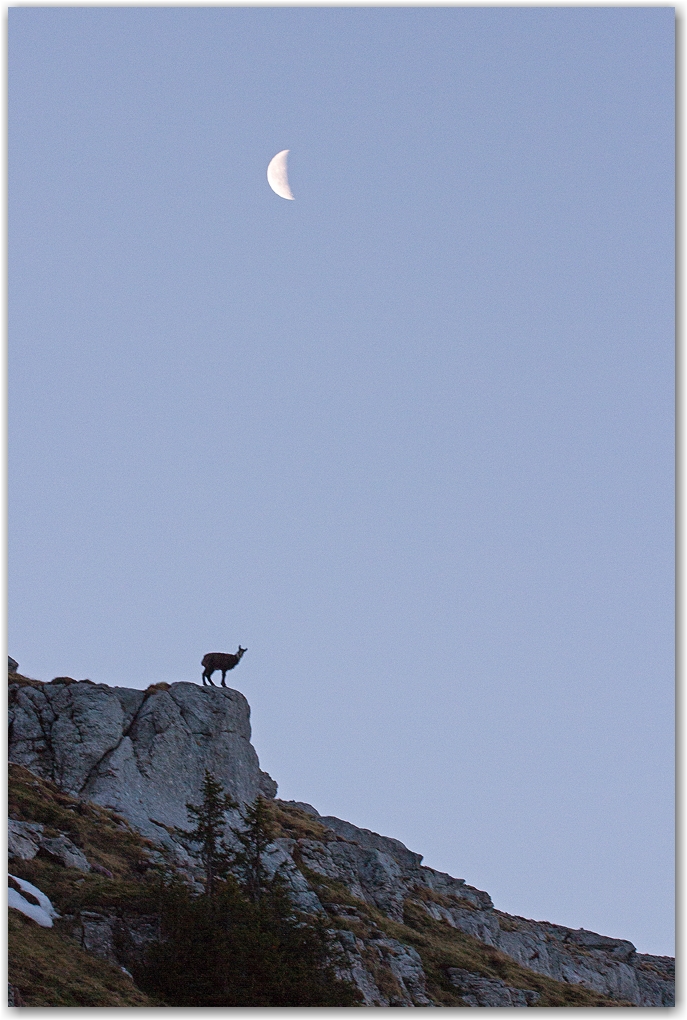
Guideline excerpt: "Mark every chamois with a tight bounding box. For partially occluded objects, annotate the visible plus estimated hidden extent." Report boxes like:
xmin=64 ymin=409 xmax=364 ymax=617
xmin=201 ymin=647 xmax=247 ymax=687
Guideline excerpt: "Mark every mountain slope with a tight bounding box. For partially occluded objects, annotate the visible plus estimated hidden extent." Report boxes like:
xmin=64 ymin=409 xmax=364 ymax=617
xmin=8 ymin=674 xmax=674 ymax=1007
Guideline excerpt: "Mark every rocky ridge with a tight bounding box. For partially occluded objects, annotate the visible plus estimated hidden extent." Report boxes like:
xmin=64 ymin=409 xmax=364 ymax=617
xmin=8 ymin=674 xmax=674 ymax=1007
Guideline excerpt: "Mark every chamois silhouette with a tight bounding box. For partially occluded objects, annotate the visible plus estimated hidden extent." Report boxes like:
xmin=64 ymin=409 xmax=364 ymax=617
xmin=201 ymin=647 xmax=247 ymax=687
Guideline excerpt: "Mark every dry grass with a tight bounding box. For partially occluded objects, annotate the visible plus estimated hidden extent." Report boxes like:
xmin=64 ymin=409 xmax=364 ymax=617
xmin=494 ymin=909 xmax=522 ymax=932
xmin=8 ymin=672 xmax=44 ymax=689
xmin=267 ymin=799 xmax=334 ymax=842
xmin=8 ymin=911 xmax=158 ymax=1006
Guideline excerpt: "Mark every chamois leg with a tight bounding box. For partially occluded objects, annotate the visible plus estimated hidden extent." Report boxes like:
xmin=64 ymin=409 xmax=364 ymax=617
xmin=203 ymin=671 xmax=216 ymax=686
xmin=221 ymin=670 xmax=227 ymax=687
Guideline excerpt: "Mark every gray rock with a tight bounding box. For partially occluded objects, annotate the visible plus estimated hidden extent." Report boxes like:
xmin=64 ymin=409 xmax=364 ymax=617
xmin=8 ymin=820 xmax=44 ymax=861
xmin=8 ymin=681 xmax=277 ymax=844
xmin=335 ymin=930 xmax=390 ymax=1006
xmin=318 ymin=815 xmax=424 ymax=874
xmin=8 ymin=657 xmax=18 ymax=674
xmin=408 ymin=880 xmax=670 ymax=1006
xmin=9 ymin=820 xmax=91 ymax=872
xmin=262 ymin=838 xmax=325 ymax=914
xmin=334 ymin=928 xmax=432 ymax=1006
xmin=66 ymin=910 xmax=161 ymax=971
xmin=265 ymin=804 xmax=673 ymax=1006
xmin=258 ymin=770 xmax=278 ymax=799
xmin=73 ymin=911 xmax=120 ymax=965
xmin=282 ymin=800 xmax=320 ymax=817
xmin=634 ymin=955 xmax=675 ymax=1007
xmin=297 ymin=836 xmax=407 ymax=921
xmin=421 ymin=866 xmax=493 ymax=911
xmin=376 ymin=937 xmax=434 ymax=1005
xmin=494 ymin=916 xmax=641 ymax=1003
xmin=419 ymin=897 xmax=501 ymax=945
xmin=7 ymin=680 xmax=674 ymax=1008
xmin=8 ymin=983 xmax=25 ymax=1007
xmin=448 ymin=968 xmax=540 ymax=1007
xmin=40 ymin=834 xmax=91 ymax=873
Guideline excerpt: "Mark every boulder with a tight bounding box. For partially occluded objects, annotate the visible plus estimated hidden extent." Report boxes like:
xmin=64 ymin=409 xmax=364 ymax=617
xmin=9 ymin=820 xmax=91 ymax=872
xmin=8 ymin=820 xmax=44 ymax=861
xmin=40 ymin=834 xmax=92 ymax=873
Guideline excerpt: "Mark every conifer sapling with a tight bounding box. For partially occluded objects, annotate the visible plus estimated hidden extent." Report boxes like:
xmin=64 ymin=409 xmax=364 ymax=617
xmin=177 ymin=770 xmax=238 ymax=896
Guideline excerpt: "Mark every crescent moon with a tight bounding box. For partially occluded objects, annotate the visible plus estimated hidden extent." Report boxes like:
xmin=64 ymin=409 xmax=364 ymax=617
xmin=267 ymin=150 xmax=295 ymax=200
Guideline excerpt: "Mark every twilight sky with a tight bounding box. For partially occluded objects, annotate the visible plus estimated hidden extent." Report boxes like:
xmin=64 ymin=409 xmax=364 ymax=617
xmin=9 ymin=6 xmax=674 ymax=956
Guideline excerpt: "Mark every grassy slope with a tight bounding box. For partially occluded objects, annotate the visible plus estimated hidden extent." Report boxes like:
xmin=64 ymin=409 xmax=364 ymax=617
xmin=8 ymin=762 xmax=164 ymax=914
xmin=8 ymin=761 xmax=163 ymax=1006
xmin=8 ymin=911 xmax=156 ymax=1007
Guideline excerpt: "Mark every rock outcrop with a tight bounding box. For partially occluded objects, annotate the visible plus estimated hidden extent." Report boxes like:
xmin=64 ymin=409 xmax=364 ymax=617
xmin=448 ymin=968 xmax=541 ymax=1006
xmin=9 ymin=679 xmax=274 ymax=844
xmin=8 ymin=819 xmax=47 ymax=862
xmin=9 ymin=819 xmax=92 ymax=873
xmin=8 ymin=677 xmax=674 ymax=1007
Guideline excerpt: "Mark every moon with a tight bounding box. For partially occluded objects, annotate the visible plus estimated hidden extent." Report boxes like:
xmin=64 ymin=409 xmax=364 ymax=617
xmin=267 ymin=150 xmax=295 ymax=200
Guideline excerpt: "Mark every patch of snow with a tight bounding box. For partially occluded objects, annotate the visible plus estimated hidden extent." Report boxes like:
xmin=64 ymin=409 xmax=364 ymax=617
xmin=8 ymin=874 xmax=60 ymax=928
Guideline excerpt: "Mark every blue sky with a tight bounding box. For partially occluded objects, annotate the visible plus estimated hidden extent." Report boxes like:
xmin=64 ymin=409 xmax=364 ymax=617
xmin=9 ymin=7 xmax=674 ymax=956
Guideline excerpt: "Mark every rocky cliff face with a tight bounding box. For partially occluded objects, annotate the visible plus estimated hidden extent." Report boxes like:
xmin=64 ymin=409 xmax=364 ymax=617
xmin=8 ymin=677 xmax=674 ymax=1007
xmin=8 ymin=678 xmax=276 ymax=844
xmin=265 ymin=803 xmax=673 ymax=1007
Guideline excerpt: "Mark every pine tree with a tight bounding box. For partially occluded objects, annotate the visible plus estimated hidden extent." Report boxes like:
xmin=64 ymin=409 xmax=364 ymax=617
xmin=137 ymin=878 xmax=361 ymax=1006
xmin=137 ymin=784 xmax=362 ymax=1005
xmin=229 ymin=794 xmax=277 ymax=904
xmin=177 ymin=770 xmax=237 ymax=897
